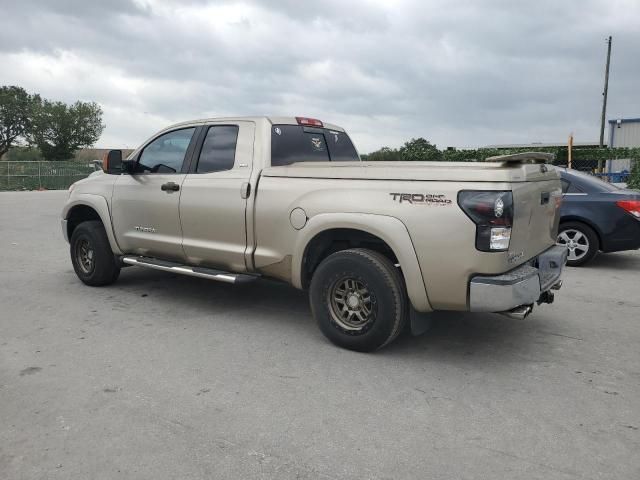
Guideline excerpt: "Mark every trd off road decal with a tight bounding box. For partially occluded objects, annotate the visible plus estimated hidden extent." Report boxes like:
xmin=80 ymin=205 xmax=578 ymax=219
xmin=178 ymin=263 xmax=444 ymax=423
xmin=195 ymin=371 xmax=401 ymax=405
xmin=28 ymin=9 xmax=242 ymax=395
xmin=389 ymin=193 xmax=452 ymax=206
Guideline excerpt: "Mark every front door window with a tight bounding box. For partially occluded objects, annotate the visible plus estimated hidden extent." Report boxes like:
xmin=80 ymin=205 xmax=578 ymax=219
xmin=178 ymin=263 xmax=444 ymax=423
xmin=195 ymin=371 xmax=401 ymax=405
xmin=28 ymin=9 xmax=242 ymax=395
xmin=138 ymin=128 xmax=196 ymax=173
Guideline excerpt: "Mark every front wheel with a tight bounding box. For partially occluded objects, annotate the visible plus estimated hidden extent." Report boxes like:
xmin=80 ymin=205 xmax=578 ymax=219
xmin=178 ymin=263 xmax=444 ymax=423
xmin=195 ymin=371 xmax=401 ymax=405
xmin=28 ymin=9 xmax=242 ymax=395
xmin=557 ymin=222 xmax=599 ymax=267
xmin=70 ymin=220 xmax=120 ymax=286
xmin=309 ymin=249 xmax=407 ymax=352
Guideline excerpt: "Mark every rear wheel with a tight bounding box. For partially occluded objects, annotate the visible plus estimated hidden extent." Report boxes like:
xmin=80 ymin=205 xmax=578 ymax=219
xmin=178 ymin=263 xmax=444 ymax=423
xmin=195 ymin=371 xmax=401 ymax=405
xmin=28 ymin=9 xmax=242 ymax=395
xmin=557 ymin=222 xmax=599 ymax=267
xmin=309 ymin=248 xmax=407 ymax=352
xmin=70 ymin=220 xmax=120 ymax=286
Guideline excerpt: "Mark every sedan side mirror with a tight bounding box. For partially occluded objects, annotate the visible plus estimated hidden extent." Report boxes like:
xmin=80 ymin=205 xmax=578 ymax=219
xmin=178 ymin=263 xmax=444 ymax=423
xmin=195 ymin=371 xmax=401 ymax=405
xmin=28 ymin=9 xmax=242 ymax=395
xmin=103 ymin=150 xmax=123 ymax=174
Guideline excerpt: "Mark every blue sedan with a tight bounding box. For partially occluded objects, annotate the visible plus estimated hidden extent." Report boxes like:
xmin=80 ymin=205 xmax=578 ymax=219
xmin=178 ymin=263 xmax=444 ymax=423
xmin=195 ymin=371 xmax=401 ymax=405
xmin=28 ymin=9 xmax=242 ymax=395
xmin=557 ymin=168 xmax=640 ymax=266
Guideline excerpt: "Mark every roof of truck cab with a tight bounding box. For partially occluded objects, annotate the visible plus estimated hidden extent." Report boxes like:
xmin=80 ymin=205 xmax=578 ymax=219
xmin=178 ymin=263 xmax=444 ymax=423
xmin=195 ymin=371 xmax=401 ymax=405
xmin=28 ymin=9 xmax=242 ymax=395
xmin=161 ymin=116 xmax=346 ymax=132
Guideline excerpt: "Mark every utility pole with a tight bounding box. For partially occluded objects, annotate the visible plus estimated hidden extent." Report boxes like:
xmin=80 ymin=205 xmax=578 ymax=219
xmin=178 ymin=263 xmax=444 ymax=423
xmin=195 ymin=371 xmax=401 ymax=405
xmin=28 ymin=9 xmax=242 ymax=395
xmin=598 ymin=36 xmax=612 ymax=172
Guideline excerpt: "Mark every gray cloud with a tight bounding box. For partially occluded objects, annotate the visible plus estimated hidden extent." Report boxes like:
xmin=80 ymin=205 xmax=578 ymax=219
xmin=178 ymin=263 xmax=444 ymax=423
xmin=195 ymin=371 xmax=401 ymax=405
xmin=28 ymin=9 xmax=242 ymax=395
xmin=1 ymin=0 xmax=638 ymax=151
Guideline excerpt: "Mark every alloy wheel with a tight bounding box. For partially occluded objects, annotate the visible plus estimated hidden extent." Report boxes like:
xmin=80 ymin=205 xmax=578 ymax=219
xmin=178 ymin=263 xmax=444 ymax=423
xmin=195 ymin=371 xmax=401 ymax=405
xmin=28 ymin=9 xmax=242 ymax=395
xmin=75 ymin=238 xmax=95 ymax=274
xmin=557 ymin=229 xmax=590 ymax=262
xmin=328 ymin=277 xmax=376 ymax=332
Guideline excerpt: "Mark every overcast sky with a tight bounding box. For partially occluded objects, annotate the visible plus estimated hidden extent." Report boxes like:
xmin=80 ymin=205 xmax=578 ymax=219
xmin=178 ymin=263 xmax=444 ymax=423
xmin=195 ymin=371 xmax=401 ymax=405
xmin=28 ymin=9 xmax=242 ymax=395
xmin=1 ymin=0 xmax=638 ymax=152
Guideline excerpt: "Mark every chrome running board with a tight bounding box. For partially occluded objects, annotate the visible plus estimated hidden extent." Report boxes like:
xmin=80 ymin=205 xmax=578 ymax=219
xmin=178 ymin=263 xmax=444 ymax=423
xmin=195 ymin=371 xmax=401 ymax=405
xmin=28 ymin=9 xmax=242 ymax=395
xmin=121 ymin=256 xmax=259 ymax=285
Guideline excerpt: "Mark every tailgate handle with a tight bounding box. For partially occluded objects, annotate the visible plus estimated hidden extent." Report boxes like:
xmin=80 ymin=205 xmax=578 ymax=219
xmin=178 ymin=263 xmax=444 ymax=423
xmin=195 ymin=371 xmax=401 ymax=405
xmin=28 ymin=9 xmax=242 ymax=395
xmin=541 ymin=192 xmax=550 ymax=205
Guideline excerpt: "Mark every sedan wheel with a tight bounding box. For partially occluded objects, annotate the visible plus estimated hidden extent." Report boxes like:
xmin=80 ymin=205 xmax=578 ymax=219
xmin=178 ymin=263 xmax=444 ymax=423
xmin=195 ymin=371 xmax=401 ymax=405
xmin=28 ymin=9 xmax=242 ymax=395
xmin=557 ymin=229 xmax=589 ymax=262
xmin=556 ymin=222 xmax=599 ymax=267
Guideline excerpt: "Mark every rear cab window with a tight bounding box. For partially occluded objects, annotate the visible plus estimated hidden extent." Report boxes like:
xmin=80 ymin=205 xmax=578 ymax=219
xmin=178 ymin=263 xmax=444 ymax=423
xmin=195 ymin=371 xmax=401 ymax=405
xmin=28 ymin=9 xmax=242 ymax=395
xmin=561 ymin=178 xmax=583 ymax=194
xmin=271 ymin=125 xmax=359 ymax=166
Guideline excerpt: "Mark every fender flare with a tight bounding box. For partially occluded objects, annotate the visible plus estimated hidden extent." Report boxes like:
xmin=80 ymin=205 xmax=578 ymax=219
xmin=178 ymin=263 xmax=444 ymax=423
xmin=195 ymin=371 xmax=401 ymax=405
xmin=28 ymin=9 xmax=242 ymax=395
xmin=62 ymin=194 xmax=122 ymax=255
xmin=291 ymin=213 xmax=432 ymax=313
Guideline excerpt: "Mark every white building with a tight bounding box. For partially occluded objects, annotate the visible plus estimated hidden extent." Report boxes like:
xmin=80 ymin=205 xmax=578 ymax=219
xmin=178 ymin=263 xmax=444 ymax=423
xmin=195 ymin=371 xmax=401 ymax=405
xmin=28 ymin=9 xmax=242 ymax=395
xmin=609 ymin=118 xmax=640 ymax=148
xmin=607 ymin=118 xmax=640 ymax=176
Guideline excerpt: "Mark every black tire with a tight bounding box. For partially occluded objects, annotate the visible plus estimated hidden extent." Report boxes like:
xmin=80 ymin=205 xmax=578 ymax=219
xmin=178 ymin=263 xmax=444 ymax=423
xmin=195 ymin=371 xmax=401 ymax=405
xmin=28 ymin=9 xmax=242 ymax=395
xmin=557 ymin=221 xmax=599 ymax=267
xmin=309 ymin=248 xmax=407 ymax=352
xmin=70 ymin=220 xmax=120 ymax=286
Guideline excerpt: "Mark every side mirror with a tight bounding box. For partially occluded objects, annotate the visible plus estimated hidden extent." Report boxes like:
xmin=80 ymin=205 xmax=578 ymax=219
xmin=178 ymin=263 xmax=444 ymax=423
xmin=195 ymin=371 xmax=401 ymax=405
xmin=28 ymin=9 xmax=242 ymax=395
xmin=103 ymin=150 xmax=123 ymax=174
xmin=121 ymin=159 xmax=136 ymax=174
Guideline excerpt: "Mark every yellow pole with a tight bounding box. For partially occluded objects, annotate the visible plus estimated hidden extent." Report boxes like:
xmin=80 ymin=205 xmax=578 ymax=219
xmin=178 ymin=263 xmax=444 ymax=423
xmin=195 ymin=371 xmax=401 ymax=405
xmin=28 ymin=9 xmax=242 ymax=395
xmin=568 ymin=133 xmax=573 ymax=169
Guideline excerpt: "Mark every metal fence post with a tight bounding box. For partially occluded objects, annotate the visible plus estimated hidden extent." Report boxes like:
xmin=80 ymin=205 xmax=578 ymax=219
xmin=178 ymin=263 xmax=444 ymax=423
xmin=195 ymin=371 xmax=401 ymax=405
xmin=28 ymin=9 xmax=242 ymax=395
xmin=38 ymin=162 xmax=42 ymax=189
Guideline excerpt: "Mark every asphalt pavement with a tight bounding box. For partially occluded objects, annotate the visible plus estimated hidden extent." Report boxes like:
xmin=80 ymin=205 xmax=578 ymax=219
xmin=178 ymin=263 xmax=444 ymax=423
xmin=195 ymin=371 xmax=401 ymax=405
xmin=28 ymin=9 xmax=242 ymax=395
xmin=1 ymin=190 xmax=639 ymax=479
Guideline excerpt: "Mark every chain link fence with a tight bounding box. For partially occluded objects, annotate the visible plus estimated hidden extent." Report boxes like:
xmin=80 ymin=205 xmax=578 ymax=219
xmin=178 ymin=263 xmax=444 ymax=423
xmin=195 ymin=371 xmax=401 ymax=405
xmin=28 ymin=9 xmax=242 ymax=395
xmin=0 ymin=161 xmax=95 ymax=191
xmin=1 ymin=157 xmax=635 ymax=192
xmin=570 ymin=158 xmax=636 ymax=184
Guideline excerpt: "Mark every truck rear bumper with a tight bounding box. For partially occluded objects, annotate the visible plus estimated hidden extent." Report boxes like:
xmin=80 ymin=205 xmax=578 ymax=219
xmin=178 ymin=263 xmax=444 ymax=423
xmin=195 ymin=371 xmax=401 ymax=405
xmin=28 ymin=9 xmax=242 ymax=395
xmin=469 ymin=245 xmax=568 ymax=313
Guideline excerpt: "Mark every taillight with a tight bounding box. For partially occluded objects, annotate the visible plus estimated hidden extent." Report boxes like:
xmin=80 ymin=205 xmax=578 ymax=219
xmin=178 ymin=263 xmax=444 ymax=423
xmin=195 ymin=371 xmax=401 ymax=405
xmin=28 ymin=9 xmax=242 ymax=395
xmin=458 ymin=191 xmax=514 ymax=252
xmin=616 ymin=200 xmax=640 ymax=218
xmin=296 ymin=117 xmax=323 ymax=127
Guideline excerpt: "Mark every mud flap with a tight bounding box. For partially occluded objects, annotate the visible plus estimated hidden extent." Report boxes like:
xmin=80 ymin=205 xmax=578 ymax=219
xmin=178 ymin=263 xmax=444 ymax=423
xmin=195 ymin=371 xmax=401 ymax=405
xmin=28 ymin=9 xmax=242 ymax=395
xmin=410 ymin=307 xmax=434 ymax=336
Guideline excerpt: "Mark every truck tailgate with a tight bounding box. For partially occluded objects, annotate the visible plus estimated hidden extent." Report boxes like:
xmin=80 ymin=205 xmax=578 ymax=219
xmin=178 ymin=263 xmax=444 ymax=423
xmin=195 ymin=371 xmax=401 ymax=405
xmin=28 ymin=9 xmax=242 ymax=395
xmin=510 ymin=178 xmax=562 ymax=262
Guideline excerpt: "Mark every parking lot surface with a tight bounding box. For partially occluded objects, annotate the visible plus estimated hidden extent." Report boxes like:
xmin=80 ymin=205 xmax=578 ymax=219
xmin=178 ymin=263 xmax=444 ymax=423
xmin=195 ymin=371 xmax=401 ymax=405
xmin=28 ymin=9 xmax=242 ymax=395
xmin=1 ymin=190 xmax=639 ymax=480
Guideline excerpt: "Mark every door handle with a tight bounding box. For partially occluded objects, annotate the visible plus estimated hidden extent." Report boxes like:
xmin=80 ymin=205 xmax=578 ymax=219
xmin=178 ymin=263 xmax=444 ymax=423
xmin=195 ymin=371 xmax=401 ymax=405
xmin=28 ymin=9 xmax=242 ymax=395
xmin=240 ymin=182 xmax=251 ymax=199
xmin=161 ymin=182 xmax=180 ymax=192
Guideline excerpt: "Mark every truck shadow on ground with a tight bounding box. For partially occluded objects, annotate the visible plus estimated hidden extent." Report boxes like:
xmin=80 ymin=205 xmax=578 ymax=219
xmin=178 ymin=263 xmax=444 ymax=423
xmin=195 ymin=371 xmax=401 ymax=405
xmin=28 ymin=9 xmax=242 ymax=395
xmin=585 ymin=251 xmax=640 ymax=270
xmin=111 ymin=268 xmax=556 ymax=364
xmin=387 ymin=311 xmax=558 ymax=363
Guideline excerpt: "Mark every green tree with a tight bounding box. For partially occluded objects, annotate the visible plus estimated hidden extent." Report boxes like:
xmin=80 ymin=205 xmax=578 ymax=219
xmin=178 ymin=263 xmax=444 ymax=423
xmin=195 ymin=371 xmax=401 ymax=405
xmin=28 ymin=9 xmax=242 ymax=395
xmin=399 ymin=138 xmax=443 ymax=161
xmin=31 ymin=100 xmax=104 ymax=161
xmin=0 ymin=86 xmax=41 ymax=158
xmin=5 ymin=146 xmax=44 ymax=162
xmin=365 ymin=146 xmax=402 ymax=162
xmin=628 ymin=160 xmax=640 ymax=190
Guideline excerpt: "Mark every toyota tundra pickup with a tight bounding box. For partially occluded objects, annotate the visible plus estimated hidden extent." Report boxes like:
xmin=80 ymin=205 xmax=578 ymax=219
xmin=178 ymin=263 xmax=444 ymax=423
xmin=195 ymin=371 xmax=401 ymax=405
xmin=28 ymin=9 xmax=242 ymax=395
xmin=62 ymin=116 xmax=567 ymax=351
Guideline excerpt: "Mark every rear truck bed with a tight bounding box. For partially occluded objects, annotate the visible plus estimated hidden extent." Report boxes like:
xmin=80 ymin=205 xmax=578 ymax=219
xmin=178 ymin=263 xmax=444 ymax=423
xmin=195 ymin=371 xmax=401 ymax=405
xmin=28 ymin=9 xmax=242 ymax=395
xmin=257 ymin=151 xmax=566 ymax=318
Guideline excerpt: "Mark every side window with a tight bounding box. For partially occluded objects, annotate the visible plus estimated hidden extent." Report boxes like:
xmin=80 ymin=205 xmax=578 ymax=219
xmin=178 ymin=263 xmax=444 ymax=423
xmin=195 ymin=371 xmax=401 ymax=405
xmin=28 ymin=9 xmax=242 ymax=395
xmin=138 ymin=128 xmax=195 ymax=173
xmin=567 ymin=183 xmax=583 ymax=193
xmin=562 ymin=178 xmax=583 ymax=194
xmin=196 ymin=126 xmax=239 ymax=173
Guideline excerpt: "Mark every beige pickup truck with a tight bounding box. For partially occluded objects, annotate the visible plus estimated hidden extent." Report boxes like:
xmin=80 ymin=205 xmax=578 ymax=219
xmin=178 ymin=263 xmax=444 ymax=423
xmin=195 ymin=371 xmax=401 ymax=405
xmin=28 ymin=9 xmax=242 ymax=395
xmin=62 ymin=116 xmax=567 ymax=351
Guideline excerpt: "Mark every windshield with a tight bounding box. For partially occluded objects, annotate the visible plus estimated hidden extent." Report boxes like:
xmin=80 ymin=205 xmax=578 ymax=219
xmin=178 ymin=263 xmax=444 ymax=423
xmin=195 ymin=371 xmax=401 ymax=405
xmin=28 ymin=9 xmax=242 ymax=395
xmin=271 ymin=124 xmax=359 ymax=166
